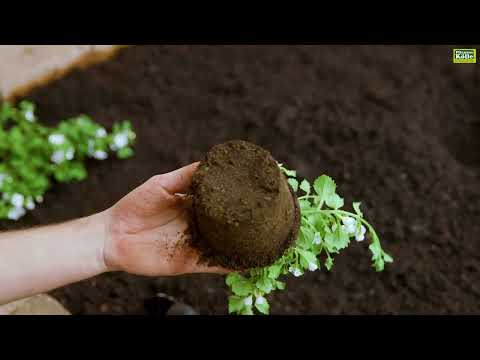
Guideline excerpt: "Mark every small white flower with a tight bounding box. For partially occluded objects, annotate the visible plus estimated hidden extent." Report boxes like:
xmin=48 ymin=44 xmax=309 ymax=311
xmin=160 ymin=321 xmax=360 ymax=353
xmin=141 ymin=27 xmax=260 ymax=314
xmin=8 ymin=206 xmax=26 ymax=220
xmin=308 ymin=262 xmax=318 ymax=272
xmin=35 ymin=195 xmax=43 ymax=203
xmin=243 ymin=296 xmax=253 ymax=306
xmin=24 ymin=109 xmax=35 ymax=122
xmin=25 ymin=197 xmax=35 ymax=210
xmin=65 ymin=148 xmax=75 ymax=160
xmin=341 ymin=216 xmax=357 ymax=234
xmin=255 ymin=296 xmax=266 ymax=305
xmin=113 ymin=133 xmax=129 ymax=149
xmin=11 ymin=193 xmax=24 ymax=207
xmin=355 ymin=225 xmax=367 ymax=242
xmin=342 ymin=216 xmax=356 ymax=226
xmin=289 ymin=266 xmax=303 ymax=277
xmin=313 ymin=233 xmax=321 ymax=245
xmin=48 ymin=134 xmax=65 ymax=145
xmin=51 ymin=150 xmax=65 ymax=164
xmin=93 ymin=150 xmax=108 ymax=160
xmin=96 ymin=128 xmax=107 ymax=138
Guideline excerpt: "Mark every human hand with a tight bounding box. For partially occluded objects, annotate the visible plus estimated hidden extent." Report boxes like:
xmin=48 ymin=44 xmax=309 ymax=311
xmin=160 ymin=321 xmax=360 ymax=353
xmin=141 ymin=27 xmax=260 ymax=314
xmin=103 ymin=162 xmax=229 ymax=276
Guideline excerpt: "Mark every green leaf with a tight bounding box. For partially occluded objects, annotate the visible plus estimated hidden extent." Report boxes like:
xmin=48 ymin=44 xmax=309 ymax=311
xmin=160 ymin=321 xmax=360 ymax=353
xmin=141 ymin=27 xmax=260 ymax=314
xmin=325 ymin=256 xmax=334 ymax=271
xmin=288 ymin=178 xmax=298 ymax=192
xmin=300 ymin=179 xmax=310 ymax=195
xmin=353 ymin=202 xmax=363 ymax=217
xmin=374 ymin=258 xmax=385 ymax=272
xmin=255 ymin=299 xmax=270 ymax=315
xmin=256 ymin=278 xmax=274 ymax=294
xmin=299 ymin=199 xmax=312 ymax=211
xmin=369 ymin=243 xmax=381 ymax=259
xmin=298 ymin=226 xmax=314 ymax=249
xmin=0 ymin=102 xmax=14 ymax=123
xmin=228 ymin=295 xmax=245 ymax=314
xmin=117 ymin=147 xmax=134 ymax=159
xmin=313 ymin=175 xmax=336 ymax=207
xmin=297 ymin=249 xmax=317 ymax=264
xmin=383 ymin=251 xmax=394 ymax=263
xmin=268 ymin=264 xmax=282 ymax=279
xmin=231 ymin=278 xmax=254 ymax=297
xmin=275 ymin=280 xmax=286 ymax=290
xmin=325 ymin=193 xmax=344 ymax=209
xmin=324 ymin=225 xmax=349 ymax=253
xmin=226 ymin=273 xmax=243 ymax=286
xmin=240 ymin=306 xmax=254 ymax=315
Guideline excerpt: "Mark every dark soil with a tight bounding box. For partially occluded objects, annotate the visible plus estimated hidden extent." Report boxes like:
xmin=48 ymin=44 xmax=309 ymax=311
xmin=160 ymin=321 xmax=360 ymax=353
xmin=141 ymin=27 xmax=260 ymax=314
xmin=3 ymin=45 xmax=479 ymax=314
xmin=190 ymin=140 xmax=299 ymax=270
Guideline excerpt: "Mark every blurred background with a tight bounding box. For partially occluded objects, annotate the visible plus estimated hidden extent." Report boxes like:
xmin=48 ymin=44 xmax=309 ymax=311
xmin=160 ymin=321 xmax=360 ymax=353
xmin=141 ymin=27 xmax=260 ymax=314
xmin=1 ymin=45 xmax=479 ymax=314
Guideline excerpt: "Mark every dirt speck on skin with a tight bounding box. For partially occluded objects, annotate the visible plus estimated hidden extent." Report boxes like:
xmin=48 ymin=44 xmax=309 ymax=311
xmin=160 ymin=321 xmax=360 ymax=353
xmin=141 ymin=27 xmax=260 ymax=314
xmin=189 ymin=140 xmax=300 ymax=270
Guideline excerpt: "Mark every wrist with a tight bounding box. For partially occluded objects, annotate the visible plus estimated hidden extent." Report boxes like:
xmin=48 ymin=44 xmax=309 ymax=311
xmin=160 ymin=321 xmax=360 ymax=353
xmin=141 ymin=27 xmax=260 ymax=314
xmin=82 ymin=210 xmax=111 ymax=275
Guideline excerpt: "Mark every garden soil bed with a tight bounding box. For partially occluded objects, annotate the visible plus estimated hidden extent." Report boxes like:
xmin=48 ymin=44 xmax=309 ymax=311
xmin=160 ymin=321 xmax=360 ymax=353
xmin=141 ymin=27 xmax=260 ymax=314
xmin=2 ymin=45 xmax=479 ymax=314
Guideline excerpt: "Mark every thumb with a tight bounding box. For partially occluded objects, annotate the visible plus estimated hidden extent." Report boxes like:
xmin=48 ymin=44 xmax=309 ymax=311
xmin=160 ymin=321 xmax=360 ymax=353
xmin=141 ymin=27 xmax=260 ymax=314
xmin=154 ymin=162 xmax=200 ymax=195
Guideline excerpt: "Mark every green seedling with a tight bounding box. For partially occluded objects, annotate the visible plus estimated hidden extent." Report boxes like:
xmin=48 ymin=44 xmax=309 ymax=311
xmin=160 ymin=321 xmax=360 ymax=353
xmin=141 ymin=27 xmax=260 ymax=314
xmin=226 ymin=164 xmax=393 ymax=315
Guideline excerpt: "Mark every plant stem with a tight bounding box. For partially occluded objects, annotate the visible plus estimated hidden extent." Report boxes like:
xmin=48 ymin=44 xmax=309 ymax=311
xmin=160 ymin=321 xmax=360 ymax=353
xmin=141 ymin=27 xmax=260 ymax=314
xmin=302 ymin=208 xmax=382 ymax=249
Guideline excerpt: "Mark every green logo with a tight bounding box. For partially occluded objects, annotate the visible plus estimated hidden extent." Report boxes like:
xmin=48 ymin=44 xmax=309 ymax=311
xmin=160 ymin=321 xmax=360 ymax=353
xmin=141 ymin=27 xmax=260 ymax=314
xmin=453 ymin=49 xmax=476 ymax=63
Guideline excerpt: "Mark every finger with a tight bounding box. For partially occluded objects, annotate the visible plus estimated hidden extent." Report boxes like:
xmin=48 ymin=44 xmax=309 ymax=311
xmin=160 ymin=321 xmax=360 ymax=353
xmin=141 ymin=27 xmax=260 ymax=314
xmin=154 ymin=162 xmax=200 ymax=195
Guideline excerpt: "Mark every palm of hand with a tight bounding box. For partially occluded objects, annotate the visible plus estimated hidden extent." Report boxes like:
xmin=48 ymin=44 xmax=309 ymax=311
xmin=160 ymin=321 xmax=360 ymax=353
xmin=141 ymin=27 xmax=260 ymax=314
xmin=104 ymin=163 xmax=226 ymax=276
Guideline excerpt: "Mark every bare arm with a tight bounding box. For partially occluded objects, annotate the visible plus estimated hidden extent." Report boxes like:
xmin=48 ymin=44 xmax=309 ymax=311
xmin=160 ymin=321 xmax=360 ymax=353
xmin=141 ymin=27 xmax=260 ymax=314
xmin=0 ymin=162 xmax=226 ymax=306
xmin=0 ymin=212 xmax=108 ymax=305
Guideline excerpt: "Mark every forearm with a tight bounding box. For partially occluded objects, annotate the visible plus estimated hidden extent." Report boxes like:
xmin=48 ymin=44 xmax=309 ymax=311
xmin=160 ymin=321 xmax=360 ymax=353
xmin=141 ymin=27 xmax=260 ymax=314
xmin=0 ymin=210 xmax=110 ymax=305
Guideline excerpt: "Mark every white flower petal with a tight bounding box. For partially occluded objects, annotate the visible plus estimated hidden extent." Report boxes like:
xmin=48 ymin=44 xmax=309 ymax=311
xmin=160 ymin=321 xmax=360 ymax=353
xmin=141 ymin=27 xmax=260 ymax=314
xmin=308 ymin=262 xmax=318 ymax=271
xmin=313 ymin=233 xmax=321 ymax=245
xmin=243 ymin=296 xmax=253 ymax=306
xmin=342 ymin=216 xmax=356 ymax=226
xmin=25 ymin=198 xmax=35 ymax=210
xmin=25 ymin=110 xmax=35 ymax=122
xmin=48 ymin=134 xmax=65 ymax=145
xmin=51 ymin=150 xmax=65 ymax=164
xmin=65 ymin=148 xmax=75 ymax=160
xmin=255 ymin=296 xmax=266 ymax=305
xmin=93 ymin=150 xmax=108 ymax=160
xmin=360 ymin=225 xmax=366 ymax=236
xmin=348 ymin=224 xmax=357 ymax=234
xmin=355 ymin=234 xmax=365 ymax=242
xmin=96 ymin=128 xmax=107 ymax=138
xmin=11 ymin=193 xmax=24 ymax=207
xmin=292 ymin=268 xmax=303 ymax=277
xmin=35 ymin=195 xmax=44 ymax=203
xmin=8 ymin=206 xmax=26 ymax=220
xmin=113 ymin=133 xmax=129 ymax=149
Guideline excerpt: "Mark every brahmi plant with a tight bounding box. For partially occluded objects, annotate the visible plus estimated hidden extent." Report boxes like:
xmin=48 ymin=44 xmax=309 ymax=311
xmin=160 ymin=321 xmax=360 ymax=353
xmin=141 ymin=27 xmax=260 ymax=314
xmin=226 ymin=165 xmax=393 ymax=315
xmin=0 ymin=101 xmax=135 ymax=220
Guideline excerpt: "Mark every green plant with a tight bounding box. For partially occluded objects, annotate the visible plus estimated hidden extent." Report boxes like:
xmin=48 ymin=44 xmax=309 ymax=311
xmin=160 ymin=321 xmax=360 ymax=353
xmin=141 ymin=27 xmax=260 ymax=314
xmin=226 ymin=164 xmax=393 ymax=315
xmin=0 ymin=100 xmax=136 ymax=220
